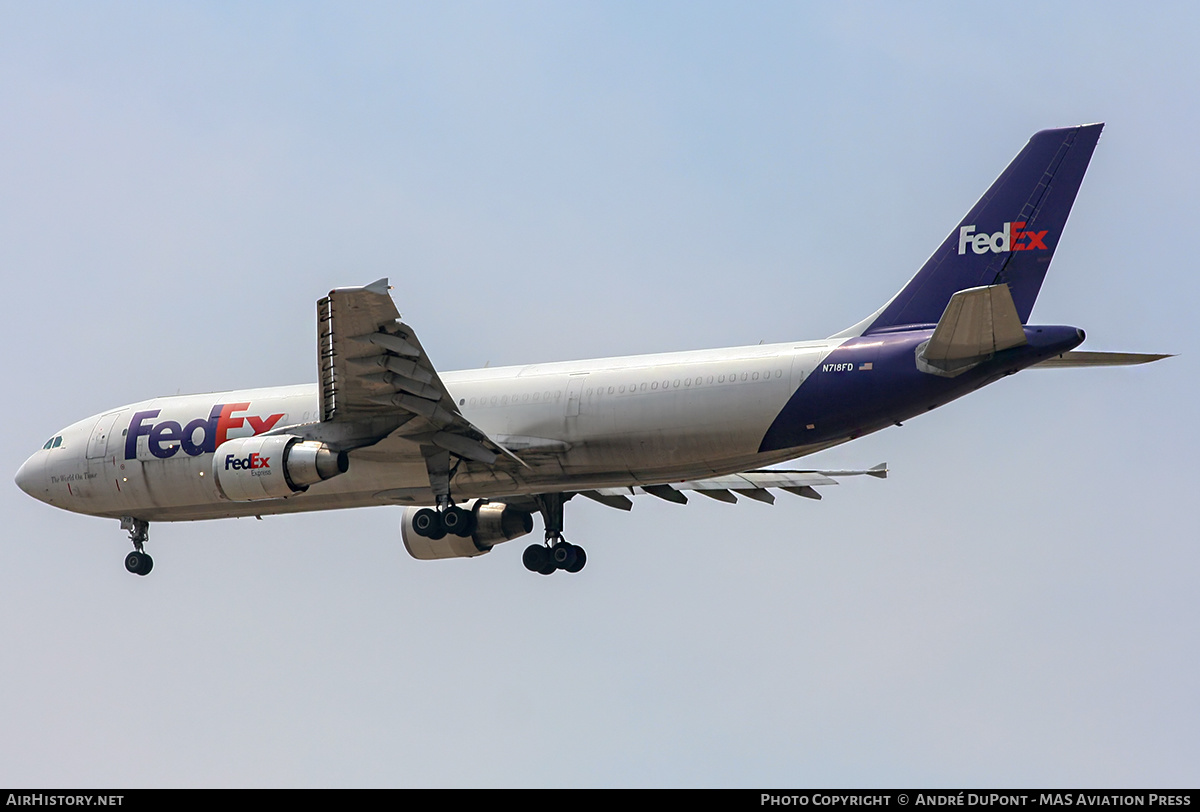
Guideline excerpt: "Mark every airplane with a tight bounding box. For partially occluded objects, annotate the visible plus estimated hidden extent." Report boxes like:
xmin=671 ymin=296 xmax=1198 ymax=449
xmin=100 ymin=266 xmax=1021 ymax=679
xmin=14 ymin=122 xmax=1169 ymax=577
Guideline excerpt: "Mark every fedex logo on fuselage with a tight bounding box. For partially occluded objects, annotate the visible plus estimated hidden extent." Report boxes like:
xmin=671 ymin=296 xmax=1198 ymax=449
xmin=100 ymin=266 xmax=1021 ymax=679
xmin=125 ymin=402 xmax=284 ymax=460
xmin=958 ymin=222 xmax=1049 ymax=255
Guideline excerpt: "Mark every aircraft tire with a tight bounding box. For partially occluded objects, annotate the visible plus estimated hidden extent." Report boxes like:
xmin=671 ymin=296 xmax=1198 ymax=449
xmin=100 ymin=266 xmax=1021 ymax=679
xmin=442 ymin=506 xmax=475 ymax=537
xmin=412 ymin=508 xmax=442 ymax=538
xmin=523 ymin=544 xmax=549 ymax=573
xmin=125 ymin=551 xmax=152 ymax=576
xmin=564 ymin=545 xmax=586 ymax=574
xmin=552 ymin=542 xmax=578 ymax=571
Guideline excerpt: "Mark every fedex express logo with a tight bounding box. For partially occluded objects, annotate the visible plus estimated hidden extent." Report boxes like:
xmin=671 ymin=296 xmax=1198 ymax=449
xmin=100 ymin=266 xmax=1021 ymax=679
xmin=125 ymin=403 xmax=284 ymax=460
xmin=224 ymin=452 xmax=270 ymax=472
xmin=958 ymin=222 xmax=1049 ymax=255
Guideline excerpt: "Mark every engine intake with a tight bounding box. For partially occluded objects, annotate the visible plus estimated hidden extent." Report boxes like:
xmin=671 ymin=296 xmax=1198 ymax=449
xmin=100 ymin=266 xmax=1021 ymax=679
xmin=212 ymin=435 xmax=348 ymax=501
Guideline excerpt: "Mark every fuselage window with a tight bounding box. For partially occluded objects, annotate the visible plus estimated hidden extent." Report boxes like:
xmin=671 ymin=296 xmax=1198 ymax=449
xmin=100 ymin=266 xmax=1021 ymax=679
xmin=718 ymin=374 xmax=725 ymax=383
xmin=673 ymin=379 xmax=680 ymax=387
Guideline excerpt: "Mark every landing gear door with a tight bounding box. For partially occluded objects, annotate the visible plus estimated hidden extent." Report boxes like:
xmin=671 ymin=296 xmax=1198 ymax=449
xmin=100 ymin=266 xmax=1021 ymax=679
xmin=87 ymin=411 xmax=124 ymax=460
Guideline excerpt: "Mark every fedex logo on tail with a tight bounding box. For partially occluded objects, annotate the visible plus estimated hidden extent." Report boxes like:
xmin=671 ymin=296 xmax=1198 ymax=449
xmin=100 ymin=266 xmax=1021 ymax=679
xmin=958 ymin=222 xmax=1049 ymax=255
xmin=125 ymin=403 xmax=285 ymax=460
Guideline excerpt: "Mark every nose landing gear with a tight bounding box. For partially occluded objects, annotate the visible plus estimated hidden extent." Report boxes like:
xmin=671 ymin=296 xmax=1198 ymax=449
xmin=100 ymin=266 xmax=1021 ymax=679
xmin=120 ymin=517 xmax=153 ymax=576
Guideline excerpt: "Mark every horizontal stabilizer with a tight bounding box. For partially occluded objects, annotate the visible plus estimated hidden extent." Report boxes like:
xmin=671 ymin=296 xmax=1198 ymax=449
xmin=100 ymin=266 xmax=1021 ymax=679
xmin=918 ymin=284 xmax=1026 ymax=376
xmin=1032 ymin=351 xmax=1173 ymax=368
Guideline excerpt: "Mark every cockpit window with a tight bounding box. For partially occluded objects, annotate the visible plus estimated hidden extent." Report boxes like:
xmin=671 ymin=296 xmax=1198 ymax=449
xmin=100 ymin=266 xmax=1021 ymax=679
xmin=53 ymin=436 xmax=62 ymax=448
xmin=43 ymin=436 xmax=63 ymax=450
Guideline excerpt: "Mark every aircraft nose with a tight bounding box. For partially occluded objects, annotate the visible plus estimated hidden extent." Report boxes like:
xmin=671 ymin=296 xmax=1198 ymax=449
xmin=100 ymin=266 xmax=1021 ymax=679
xmin=15 ymin=454 xmax=45 ymax=500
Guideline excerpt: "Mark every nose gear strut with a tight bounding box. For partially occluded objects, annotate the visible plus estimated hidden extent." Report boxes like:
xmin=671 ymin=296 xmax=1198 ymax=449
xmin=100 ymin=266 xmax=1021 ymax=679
xmin=120 ymin=516 xmax=153 ymax=576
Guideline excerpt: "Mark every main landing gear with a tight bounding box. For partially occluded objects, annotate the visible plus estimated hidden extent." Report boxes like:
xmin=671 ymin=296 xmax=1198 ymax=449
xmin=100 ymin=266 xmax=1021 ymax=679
xmin=410 ymin=504 xmax=476 ymax=540
xmin=523 ymin=493 xmax=587 ymax=576
xmin=417 ymin=449 xmax=587 ymax=576
xmin=522 ymin=540 xmax=586 ymax=575
xmin=411 ymin=447 xmax=479 ymax=541
xmin=120 ymin=516 xmax=153 ymax=576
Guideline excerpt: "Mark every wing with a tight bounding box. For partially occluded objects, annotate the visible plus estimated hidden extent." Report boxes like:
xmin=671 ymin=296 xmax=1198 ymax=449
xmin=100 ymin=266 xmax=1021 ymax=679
xmin=312 ymin=278 xmax=521 ymax=467
xmin=575 ymin=464 xmax=888 ymax=510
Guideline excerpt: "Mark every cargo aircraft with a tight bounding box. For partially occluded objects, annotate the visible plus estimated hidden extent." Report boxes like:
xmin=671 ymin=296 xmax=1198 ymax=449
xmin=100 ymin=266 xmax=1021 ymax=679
xmin=15 ymin=123 xmax=1168 ymax=576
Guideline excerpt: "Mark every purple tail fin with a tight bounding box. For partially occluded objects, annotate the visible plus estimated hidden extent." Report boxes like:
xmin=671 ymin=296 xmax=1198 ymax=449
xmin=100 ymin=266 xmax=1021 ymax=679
xmin=852 ymin=124 xmax=1103 ymax=336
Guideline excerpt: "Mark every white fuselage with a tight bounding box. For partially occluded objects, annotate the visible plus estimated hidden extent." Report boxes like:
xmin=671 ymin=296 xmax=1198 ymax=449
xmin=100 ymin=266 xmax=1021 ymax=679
xmin=21 ymin=338 xmax=846 ymax=523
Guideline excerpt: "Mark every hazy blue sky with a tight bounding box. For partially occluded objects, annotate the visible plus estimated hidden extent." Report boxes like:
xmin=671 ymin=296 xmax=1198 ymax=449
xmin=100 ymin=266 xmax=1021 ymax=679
xmin=2 ymin=1 xmax=1196 ymax=787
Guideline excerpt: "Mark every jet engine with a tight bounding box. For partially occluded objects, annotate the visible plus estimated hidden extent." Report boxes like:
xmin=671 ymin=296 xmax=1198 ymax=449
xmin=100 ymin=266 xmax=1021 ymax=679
xmin=401 ymin=500 xmax=534 ymax=560
xmin=212 ymin=435 xmax=348 ymax=501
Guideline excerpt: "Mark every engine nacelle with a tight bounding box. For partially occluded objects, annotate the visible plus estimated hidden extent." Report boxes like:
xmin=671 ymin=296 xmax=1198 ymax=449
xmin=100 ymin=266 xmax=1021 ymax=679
xmin=212 ymin=435 xmax=349 ymax=502
xmin=401 ymin=500 xmax=534 ymax=560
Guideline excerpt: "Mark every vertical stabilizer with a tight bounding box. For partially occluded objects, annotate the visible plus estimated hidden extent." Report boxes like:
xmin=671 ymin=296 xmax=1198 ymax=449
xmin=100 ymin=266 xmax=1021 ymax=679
xmin=840 ymin=124 xmax=1103 ymax=337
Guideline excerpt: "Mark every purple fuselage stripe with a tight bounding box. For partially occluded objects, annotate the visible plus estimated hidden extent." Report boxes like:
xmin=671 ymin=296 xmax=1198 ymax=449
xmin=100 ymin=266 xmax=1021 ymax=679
xmin=759 ymin=325 xmax=1084 ymax=453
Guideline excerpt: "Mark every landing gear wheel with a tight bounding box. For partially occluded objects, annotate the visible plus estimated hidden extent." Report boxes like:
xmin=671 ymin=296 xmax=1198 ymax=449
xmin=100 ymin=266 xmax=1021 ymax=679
xmin=523 ymin=544 xmax=550 ymax=573
xmin=564 ymin=545 xmax=586 ymax=574
xmin=125 ymin=551 xmax=153 ymax=576
xmin=552 ymin=542 xmax=578 ymax=571
xmin=441 ymin=505 xmax=476 ymax=537
xmin=413 ymin=508 xmax=446 ymax=540
xmin=528 ymin=494 xmax=587 ymax=576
